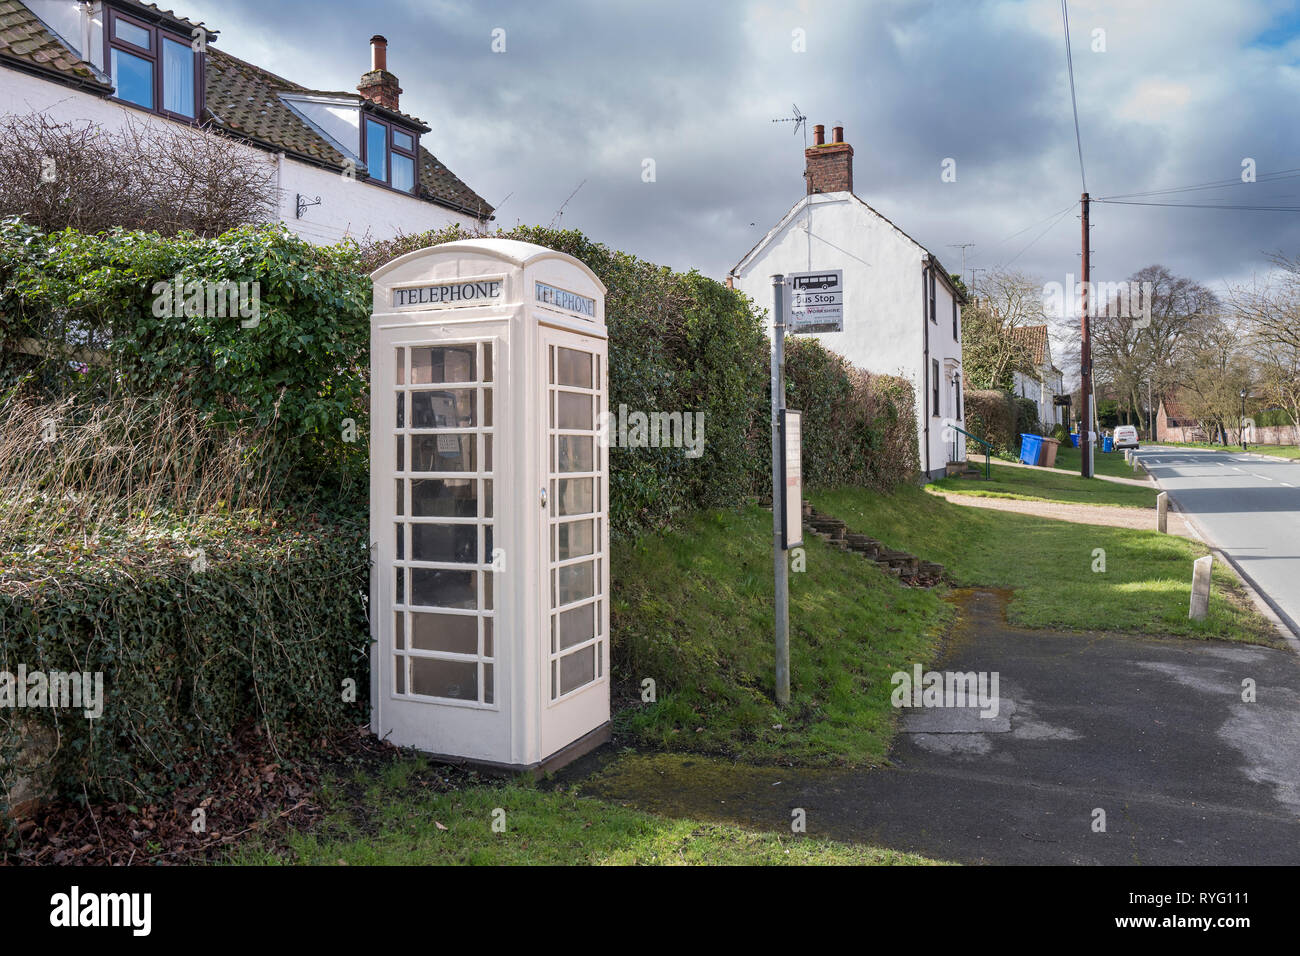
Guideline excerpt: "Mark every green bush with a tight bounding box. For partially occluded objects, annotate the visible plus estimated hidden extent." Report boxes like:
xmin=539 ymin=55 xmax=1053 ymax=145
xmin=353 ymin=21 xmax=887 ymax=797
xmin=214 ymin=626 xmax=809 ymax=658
xmin=962 ymin=388 xmax=1017 ymax=453
xmin=0 ymin=518 xmax=368 ymax=816
xmin=784 ymin=338 xmax=918 ymax=490
xmin=1014 ymin=396 xmax=1040 ymax=436
xmin=1255 ymin=407 xmax=1295 ymax=427
xmin=0 ymin=219 xmax=371 ymax=506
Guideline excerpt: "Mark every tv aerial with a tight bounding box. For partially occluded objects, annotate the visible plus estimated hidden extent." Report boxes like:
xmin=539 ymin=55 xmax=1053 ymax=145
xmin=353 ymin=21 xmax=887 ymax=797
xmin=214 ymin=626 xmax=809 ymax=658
xmin=771 ymin=103 xmax=808 ymax=148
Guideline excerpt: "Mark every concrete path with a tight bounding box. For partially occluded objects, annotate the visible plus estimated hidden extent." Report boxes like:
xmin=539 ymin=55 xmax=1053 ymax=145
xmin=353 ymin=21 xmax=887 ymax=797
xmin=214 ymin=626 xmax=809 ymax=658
xmin=582 ymin=590 xmax=1300 ymax=864
xmin=1140 ymin=445 xmax=1300 ymax=637
xmin=929 ymin=489 xmax=1191 ymax=537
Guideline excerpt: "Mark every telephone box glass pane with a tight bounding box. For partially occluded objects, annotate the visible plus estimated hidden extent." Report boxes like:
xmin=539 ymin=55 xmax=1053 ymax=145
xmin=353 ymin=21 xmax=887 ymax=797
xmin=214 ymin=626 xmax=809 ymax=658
xmin=410 ymin=568 xmax=476 ymax=608
xmin=556 ymin=478 xmax=593 ymax=515
xmin=411 ymin=658 xmax=476 ymax=700
xmin=411 ymin=523 xmax=477 ymax=563
xmin=555 ymin=519 xmax=594 ymax=559
xmin=410 ymin=612 xmax=477 ymax=654
xmin=557 ymin=435 xmax=594 ymax=472
xmin=411 ymin=389 xmax=475 ymax=428
xmin=412 ymin=346 xmax=475 ymax=384
xmin=559 ymin=645 xmax=596 ymax=695
xmin=556 ymin=347 xmax=593 ymax=388
xmin=411 ymin=435 xmax=476 ymax=472
xmin=411 ymin=478 xmax=476 ymax=516
xmin=558 ymin=602 xmax=595 ymax=650
xmin=557 ymin=392 xmax=592 ymax=429
xmin=558 ymin=561 xmax=594 ymax=605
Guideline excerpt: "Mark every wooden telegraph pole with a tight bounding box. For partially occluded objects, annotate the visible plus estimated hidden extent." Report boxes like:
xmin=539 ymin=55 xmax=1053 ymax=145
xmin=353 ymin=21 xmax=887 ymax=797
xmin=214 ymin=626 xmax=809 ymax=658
xmin=1079 ymin=192 xmax=1094 ymax=478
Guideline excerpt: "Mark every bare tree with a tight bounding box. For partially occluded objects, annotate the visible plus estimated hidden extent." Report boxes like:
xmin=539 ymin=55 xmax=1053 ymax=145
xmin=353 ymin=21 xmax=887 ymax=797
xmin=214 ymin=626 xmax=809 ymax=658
xmin=0 ymin=112 xmax=276 ymax=235
xmin=1227 ymin=253 xmax=1300 ymax=432
xmin=1091 ymin=264 xmax=1218 ymax=426
xmin=1178 ymin=316 xmax=1253 ymax=444
xmin=960 ymin=269 xmax=1042 ymax=391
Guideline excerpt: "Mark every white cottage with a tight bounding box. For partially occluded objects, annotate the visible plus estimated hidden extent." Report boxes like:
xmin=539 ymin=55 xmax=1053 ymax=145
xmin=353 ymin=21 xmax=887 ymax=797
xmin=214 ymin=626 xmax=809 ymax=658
xmin=1008 ymin=325 xmax=1065 ymax=429
xmin=729 ymin=125 xmax=966 ymax=482
xmin=0 ymin=0 xmax=492 ymax=243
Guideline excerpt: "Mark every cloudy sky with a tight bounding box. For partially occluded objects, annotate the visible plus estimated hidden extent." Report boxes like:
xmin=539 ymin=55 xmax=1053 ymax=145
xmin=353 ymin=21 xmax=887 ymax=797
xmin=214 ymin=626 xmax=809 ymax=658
xmin=184 ymin=0 xmax=1300 ymax=301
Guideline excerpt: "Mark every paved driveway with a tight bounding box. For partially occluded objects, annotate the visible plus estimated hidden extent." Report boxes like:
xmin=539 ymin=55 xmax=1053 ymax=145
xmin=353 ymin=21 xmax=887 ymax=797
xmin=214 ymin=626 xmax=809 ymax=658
xmin=584 ymin=590 xmax=1300 ymax=864
xmin=1139 ymin=446 xmax=1300 ymax=635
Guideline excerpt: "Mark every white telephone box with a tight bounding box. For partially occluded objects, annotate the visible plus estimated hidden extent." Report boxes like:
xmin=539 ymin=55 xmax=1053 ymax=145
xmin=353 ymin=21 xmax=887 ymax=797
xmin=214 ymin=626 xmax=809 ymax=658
xmin=369 ymin=239 xmax=610 ymax=771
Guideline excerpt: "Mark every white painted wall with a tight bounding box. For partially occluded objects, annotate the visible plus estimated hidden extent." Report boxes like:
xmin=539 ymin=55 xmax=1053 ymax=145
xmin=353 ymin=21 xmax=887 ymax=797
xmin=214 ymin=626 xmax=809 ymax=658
xmin=1 ymin=64 xmax=479 ymax=245
xmin=731 ymin=192 xmax=965 ymax=480
xmin=1012 ymin=367 xmax=1064 ymax=428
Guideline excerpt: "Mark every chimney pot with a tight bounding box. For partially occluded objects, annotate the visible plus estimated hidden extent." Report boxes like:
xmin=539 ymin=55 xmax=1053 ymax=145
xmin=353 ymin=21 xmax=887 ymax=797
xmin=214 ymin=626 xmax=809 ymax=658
xmin=359 ymin=35 xmax=402 ymax=111
xmin=804 ymin=123 xmax=853 ymax=195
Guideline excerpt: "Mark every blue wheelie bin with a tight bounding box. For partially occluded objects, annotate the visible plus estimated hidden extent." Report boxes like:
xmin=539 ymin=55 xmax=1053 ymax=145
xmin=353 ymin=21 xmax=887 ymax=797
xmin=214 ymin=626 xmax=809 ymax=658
xmin=1102 ymin=434 xmax=1114 ymax=453
xmin=1070 ymin=433 xmax=1080 ymax=448
xmin=1019 ymin=433 xmax=1045 ymax=466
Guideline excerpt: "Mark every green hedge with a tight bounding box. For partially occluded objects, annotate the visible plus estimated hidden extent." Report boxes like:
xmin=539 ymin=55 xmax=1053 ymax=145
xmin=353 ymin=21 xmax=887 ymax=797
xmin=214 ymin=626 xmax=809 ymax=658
xmin=0 ymin=520 xmax=368 ymax=816
xmin=963 ymin=388 xmax=1017 ymax=453
xmin=0 ymin=218 xmax=371 ymax=505
xmin=1255 ymin=408 xmax=1295 ymax=427
xmin=784 ymin=338 xmax=918 ymax=489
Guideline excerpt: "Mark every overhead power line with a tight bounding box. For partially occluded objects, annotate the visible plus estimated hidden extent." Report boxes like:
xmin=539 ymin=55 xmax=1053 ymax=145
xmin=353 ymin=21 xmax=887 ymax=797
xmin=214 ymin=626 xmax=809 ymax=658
xmin=1099 ymin=167 xmax=1300 ymax=202
xmin=1060 ymin=0 xmax=1087 ymax=192
xmin=1001 ymin=203 xmax=1077 ymax=268
xmin=1094 ymin=199 xmax=1300 ymax=212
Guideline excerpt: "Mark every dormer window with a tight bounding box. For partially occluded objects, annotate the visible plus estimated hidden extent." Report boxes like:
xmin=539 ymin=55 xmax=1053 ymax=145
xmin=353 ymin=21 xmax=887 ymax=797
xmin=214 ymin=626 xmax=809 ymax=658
xmin=105 ymin=7 xmax=203 ymax=121
xmin=363 ymin=116 xmax=419 ymax=194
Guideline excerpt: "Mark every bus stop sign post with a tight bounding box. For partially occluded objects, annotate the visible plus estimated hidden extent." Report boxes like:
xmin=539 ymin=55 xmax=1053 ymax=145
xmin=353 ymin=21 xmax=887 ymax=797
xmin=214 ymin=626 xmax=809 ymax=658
xmin=771 ymin=274 xmax=790 ymax=708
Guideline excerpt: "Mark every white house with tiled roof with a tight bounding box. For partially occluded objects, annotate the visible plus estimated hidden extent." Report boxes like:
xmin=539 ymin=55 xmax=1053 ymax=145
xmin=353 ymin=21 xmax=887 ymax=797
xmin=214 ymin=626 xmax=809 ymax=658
xmin=0 ymin=0 xmax=492 ymax=243
xmin=729 ymin=125 xmax=966 ymax=482
xmin=1007 ymin=324 xmax=1065 ymax=429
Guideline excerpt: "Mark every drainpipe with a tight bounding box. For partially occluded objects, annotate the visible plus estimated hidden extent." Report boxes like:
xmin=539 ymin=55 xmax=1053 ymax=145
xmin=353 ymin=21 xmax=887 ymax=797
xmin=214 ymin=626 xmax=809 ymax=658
xmin=275 ymin=151 xmax=286 ymax=223
xmin=922 ymin=263 xmax=931 ymax=480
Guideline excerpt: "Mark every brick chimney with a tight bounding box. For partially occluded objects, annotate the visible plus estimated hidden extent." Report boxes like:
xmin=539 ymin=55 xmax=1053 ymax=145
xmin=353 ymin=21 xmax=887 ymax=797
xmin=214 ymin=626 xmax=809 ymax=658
xmin=358 ymin=35 xmax=402 ymax=111
xmin=804 ymin=123 xmax=853 ymax=195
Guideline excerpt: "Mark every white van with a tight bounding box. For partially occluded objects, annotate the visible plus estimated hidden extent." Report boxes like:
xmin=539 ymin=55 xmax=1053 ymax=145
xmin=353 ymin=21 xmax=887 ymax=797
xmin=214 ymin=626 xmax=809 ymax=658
xmin=1114 ymin=425 xmax=1139 ymax=450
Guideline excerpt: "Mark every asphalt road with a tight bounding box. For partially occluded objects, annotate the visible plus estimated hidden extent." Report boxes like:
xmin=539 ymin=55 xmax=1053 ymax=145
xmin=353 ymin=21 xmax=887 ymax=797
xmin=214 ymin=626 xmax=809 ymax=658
xmin=582 ymin=590 xmax=1300 ymax=864
xmin=1138 ymin=445 xmax=1300 ymax=637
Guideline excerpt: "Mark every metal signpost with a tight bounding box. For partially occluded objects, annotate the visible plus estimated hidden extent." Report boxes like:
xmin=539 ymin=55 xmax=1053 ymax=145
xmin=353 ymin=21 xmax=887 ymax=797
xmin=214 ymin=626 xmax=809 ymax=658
xmin=771 ymin=272 xmax=830 ymax=707
xmin=770 ymin=275 xmax=790 ymax=707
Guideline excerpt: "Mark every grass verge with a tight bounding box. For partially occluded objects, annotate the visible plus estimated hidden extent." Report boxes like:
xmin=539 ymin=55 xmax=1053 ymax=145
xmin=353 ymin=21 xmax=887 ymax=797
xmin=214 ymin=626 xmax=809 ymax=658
xmin=610 ymin=503 xmax=951 ymax=766
xmin=1049 ymin=443 xmax=1148 ymax=478
xmin=1153 ymin=441 xmax=1300 ymax=460
xmin=812 ymin=484 xmax=1277 ymax=644
xmin=934 ymin=460 xmax=1155 ymax=508
xmin=228 ymin=755 xmax=945 ymax=865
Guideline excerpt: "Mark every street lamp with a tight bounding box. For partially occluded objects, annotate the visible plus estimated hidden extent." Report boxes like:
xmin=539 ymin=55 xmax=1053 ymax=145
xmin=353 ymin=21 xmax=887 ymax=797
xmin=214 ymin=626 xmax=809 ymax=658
xmin=1240 ymin=388 xmax=1248 ymax=451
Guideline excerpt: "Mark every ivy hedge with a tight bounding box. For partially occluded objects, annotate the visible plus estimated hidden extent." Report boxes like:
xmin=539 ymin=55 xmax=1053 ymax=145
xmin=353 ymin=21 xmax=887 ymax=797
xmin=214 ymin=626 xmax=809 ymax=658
xmin=0 ymin=518 xmax=368 ymax=816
